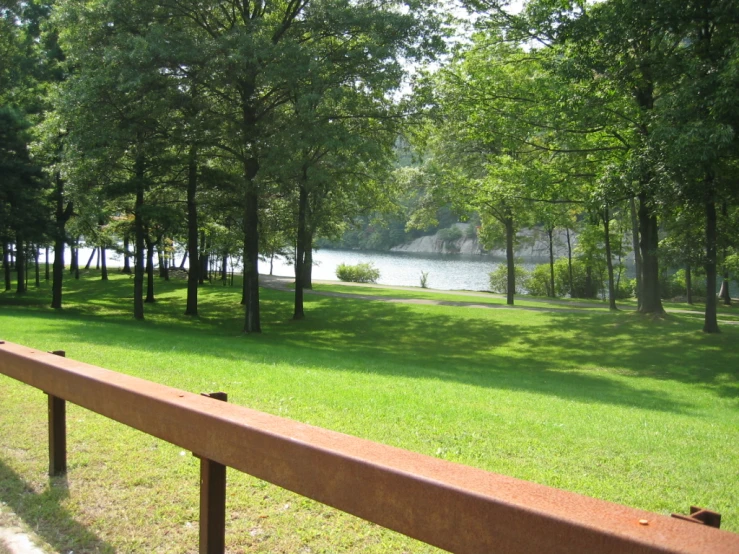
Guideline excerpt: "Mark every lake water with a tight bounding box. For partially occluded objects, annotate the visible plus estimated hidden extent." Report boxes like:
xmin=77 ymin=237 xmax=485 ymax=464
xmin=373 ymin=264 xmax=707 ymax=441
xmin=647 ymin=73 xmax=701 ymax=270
xmin=54 ymin=246 xmax=510 ymax=291
xmin=31 ymin=244 xmax=734 ymax=296
xmin=263 ymin=249 xmax=519 ymax=291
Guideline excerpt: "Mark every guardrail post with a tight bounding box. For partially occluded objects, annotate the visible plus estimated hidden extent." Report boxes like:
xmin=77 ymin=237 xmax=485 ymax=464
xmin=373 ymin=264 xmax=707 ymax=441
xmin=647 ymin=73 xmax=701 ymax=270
xmin=198 ymin=392 xmax=228 ymax=554
xmin=47 ymin=350 xmax=67 ymax=476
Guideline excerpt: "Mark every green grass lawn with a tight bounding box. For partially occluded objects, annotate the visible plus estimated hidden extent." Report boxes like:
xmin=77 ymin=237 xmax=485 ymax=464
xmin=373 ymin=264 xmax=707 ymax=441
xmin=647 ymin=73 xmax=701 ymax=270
xmin=1 ymin=271 xmax=738 ymax=553
xmin=310 ymin=281 xmax=739 ymax=320
xmin=305 ymin=281 xmax=615 ymax=310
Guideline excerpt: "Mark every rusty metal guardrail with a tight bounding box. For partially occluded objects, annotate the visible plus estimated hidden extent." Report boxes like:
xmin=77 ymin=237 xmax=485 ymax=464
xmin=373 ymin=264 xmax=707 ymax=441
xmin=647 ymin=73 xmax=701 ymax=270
xmin=0 ymin=340 xmax=737 ymax=553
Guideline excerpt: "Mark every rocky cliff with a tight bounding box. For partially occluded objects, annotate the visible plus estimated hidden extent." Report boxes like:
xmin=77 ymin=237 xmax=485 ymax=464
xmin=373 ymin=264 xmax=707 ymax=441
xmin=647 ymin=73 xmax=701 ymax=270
xmin=391 ymin=224 xmax=577 ymax=258
xmin=391 ymin=234 xmax=485 ymax=255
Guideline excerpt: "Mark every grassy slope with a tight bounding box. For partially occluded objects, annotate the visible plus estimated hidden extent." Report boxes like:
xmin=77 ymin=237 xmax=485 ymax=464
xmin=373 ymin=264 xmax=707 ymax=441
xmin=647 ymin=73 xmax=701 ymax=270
xmin=1 ymin=272 xmax=738 ymax=553
xmin=310 ymin=282 xmax=739 ymax=320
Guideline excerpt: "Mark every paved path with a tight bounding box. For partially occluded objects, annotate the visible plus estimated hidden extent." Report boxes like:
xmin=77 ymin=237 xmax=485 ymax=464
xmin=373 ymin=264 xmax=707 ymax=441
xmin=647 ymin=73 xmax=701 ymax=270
xmin=0 ymin=527 xmax=46 ymax=554
xmin=259 ymin=274 xmax=739 ymax=322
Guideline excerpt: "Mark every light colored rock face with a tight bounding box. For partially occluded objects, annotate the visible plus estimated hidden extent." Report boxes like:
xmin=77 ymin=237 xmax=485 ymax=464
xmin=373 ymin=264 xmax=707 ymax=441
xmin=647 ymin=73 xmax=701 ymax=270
xmin=391 ymin=224 xmax=578 ymax=259
xmin=391 ymin=235 xmax=484 ymax=255
xmin=391 ymin=223 xmax=485 ymax=255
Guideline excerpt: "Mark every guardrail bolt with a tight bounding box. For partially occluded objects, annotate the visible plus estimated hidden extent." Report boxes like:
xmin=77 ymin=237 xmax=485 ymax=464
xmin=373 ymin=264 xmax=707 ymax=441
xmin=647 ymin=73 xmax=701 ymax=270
xmin=198 ymin=392 xmax=228 ymax=554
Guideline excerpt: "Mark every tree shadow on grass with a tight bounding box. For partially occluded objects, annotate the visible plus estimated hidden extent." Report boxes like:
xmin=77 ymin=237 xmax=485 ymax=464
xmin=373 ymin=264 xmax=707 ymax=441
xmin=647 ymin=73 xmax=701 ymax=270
xmin=266 ymin=295 xmax=702 ymax=413
xmin=0 ymin=461 xmax=114 ymax=553
xmin=3 ymin=281 xmax=726 ymax=414
xmin=529 ymin=311 xmax=739 ymax=400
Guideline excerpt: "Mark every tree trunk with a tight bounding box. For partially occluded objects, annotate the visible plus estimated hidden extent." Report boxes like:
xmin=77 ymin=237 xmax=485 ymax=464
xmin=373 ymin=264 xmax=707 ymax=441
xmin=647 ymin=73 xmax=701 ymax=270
xmin=239 ymin=82 xmax=262 ymax=332
xmin=15 ymin=237 xmax=26 ymax=294
xmin=566 ymin=227 xmax=574 ymax=297
xmin=101 ymin=246 xmax=108 ymax=280
xmin=133 ymin=156 xmax=146 ymax=320
xmin=158 ymin=243 xmax=166 ymax=278
xmin=70 ymin=238 xmax=79 ymax=276
xmin=719 ymin=202 xmax=730 ymax=305
xmin=3 ymin=239 xmax=10 ymax=291
xmin=547 ymin=227 xmax=555 ymax=297
xmin=637 ymin=194 xmax=664 ymax=314
xmin=199 ymin=230 xmax=207 ymax=285
xmin=584 ymin=266 xmax=594 ymax=298
xmin=719 ymin=274 xmax=731 ymax=305
xmin=85 ymin=247 xmax=96 ymax=270
xmin=241 ymin=264 xmax=247 ymax=305
xmin=685 ymin=264 xmax=692 ymax=305
xmin=303 ymin=229 xmax=314 ymax=290
xmin=34 ymin=246 xmax=40 ymax=287
xmin=603 ymin=208 xmax=617 ymax=310
xmin=45 ymin=246 xmax=49 ymax=281
xmin=504 ymin=215 xmax=515 ymax=306
xmin=25 ymin=245 xmax=29 ymax=289
xmin=629 ymin=197 xmax=642 ymax=309
xmin=221 ymin=252 xmax=228 ymax=283
xmin=703 ymin=194 xmax=719 ymax=333
xmin=162 ymin=246 xmax=169 ymax=281
xmin=51 ymin=233 xmax=65 ymax=309
xmin=122 ymin=236 xmax=132 ymax=274
xmin=51 ymin=173 xmax=71 ymax=309
xmin=243 ymin=182 xmax=261 ymax=333
xmin=185 ymin=149 xmax=199 ymax=315
xmin=145 ymin=237 xmax=156 ymax=303
xmin=95 ymin=247 xmax=100 ymax=270
xmin=294 ymin=179 xmax=308 ymax=320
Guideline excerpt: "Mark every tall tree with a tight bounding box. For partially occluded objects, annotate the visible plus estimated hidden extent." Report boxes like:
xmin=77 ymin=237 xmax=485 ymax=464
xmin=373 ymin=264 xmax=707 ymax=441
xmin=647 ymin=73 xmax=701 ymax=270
xmin=495 ymin=0 xmax=686 ymax=314
xmin=55 ymin=0 xmax=181 ymax=319
xmin=159 ymin=0 xmax=441 ymax=332
xmin=652 ymin=0 xmax=739 ymax=332
xmin=416 ymin=35 xmax=613 ymax=305
xmin=270 ymin=56 xmax=404 ymax=319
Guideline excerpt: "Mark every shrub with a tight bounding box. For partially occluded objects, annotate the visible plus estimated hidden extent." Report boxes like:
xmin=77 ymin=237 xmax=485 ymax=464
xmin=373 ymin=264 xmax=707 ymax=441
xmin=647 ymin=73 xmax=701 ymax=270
xmin=661 ymin=269 xmax=707 ymax=299
xmin=420 ymin=271 xmax=429 ymax=289
xmin=437 ymin=226 xmax=463 ymax=243
xmin=336 ymin=262 xmax=380 ymax=283
xmin=489 ymin=262 xmax=529 ymax=294
xmin=528 ymin=264 xmax=554 ymax=297
xmin=684 ymin=270 xmax=707 ymax=298
xmin=553 ymin=258 xmax=600 ymax=298
xmin=659 ymin=271 xmax=681 ymax=299
xmin=615 ymin=277 xmax=636 ymax=300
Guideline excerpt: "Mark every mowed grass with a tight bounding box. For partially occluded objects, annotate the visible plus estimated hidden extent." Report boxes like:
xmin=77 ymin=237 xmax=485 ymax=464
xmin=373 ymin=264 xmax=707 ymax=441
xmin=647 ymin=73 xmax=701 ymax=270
xmin=0 ymin=271 xmax=738 ymax=553
xmin=302 ymin=281 xmax=615 ymax=311
xmin=310 ymin=281 xmax=739 ymax=320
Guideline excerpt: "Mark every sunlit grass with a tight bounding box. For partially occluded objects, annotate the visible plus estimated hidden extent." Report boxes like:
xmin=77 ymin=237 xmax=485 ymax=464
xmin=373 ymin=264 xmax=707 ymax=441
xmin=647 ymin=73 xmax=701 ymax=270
xmin=1 ymin=270 xmax=738 ymax=552
xmin=311 ymin=281 xmax=739 ymax=320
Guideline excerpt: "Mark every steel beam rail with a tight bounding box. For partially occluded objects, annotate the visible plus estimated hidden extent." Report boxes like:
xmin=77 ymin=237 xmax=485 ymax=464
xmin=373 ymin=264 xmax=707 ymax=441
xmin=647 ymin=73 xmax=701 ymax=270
xmin=0 ymin=341 xmax=737 ymax=554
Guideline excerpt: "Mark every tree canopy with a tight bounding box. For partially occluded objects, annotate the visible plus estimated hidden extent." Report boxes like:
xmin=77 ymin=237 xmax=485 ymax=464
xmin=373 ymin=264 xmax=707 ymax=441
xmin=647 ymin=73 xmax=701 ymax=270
xmin=2 ymin=0 xmax=738 ymax=333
